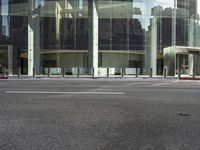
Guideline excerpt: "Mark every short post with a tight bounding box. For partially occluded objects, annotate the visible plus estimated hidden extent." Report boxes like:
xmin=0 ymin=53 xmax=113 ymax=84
xmin=107 ymin=68 xmax=109 ymax=78
xmin=91 ymin=67 xmax=94 ymax=78
xmin=149 ymin=68 xmax=152 ymax=78
xmin=135 ymin=68 xmax=138 ymax=77
xmin=18 ymin=67 xmax=21 ymax=77
xmin=178 ymin=67 xmax=181 ymax=79
xmin=48 ymin=68 xmax=51 ymax=77
xmin=193 ymin=67 xmax=196 ymax=78
xmin=33 ymin=67 xmax=36 ymax=77
xmin=62 ymin=67 xmax=65 ymax=77
xmin=3 ymin=67 xmax=6 ymax=77
xmin=77 ymin=67 xmax=80 ymax=78
xmin=163 ymin=67 xmax=167 ymax=78
xmin=121 ymin=68 xmax=124 ymax=78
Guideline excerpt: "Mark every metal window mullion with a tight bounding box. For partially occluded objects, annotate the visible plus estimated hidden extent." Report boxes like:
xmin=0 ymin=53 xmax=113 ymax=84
xmin=109 ymin=0 xmax=113 ymax=67
xmin=74 ymin=0 xmax=77 ymax=67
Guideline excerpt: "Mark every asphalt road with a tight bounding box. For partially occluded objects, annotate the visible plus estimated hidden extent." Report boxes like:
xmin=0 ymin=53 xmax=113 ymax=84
xmin=0 ymin=79 xmax=200 ymax=150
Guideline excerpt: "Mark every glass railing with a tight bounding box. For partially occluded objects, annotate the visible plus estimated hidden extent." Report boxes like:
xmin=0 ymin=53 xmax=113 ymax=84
xmin=9 ymin=67 xmax=183 ymax=78
xmin=39 ymin=67 xmax=145 ymax=78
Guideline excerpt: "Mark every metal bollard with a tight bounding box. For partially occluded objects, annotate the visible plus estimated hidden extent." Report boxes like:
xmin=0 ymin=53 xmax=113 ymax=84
xmin=178 ymin=67 xmax=181 ymax=79
xmin=135 ymin=68 xmax=138 ymax=77
xmin=149 ymin=68 xmax=152 ymax=78
xmin=77 ymin=68 xmax=80 ymax=78
xmin=163 ymin=68 xmax=167 ymax=78
xmin=62 ymin=67 xmax=65 ymax=77
xmin=3 ymin=67 xmax=6 ymax=77
xmin=121 ymin=68 xmax=124 ymax=78
xmin=91 ymin=68 xmax=94 ymax=78
xmin=193 ymin=67 xmax=196 ymax=78
xmin=18 ymin=67 xmax=21 ymax=77
xmin=107 ymin=68 xmax=109 ymax=78
xmin=48 ymin=68 xmax=51 ymax=77
xmin=33 ymin=67 xmax=36 ymax=77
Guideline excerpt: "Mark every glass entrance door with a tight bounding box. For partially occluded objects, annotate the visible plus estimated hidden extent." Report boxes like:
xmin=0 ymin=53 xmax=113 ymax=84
xmin=0 ymin=47 xmax=8 ymax=76
xmin=0 ymin=45 xmax=13 ymax=76
xmin=176 ymin=54 xmax=189 ymax=75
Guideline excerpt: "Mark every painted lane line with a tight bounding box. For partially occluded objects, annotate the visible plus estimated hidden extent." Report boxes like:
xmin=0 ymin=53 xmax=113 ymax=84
xmin=151 ymin=82 xmax=172 ymax=87
xmin=5 ymin=91 xmax=125 ymax=95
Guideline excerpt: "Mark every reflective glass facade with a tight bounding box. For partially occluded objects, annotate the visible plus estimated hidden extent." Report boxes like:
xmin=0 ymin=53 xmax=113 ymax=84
xmin=0 ymin=0 xmax=200 ymax=76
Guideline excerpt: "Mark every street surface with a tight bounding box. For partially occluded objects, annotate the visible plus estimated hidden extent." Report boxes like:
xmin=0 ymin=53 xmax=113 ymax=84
xmin=0 ymin=79 xmax=200 ymax=150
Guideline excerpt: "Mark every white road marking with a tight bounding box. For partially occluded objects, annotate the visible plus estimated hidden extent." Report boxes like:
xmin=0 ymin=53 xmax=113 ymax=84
xmin=5 ymin=91 xmax=125 ymax=95
xmin=151 ymin=83 xmax=172 ymax=87
xmin=151 ymin=80 xmax=185 ymax=87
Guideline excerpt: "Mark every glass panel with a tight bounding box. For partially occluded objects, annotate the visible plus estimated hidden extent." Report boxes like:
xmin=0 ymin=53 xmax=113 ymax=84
xmin=98 ymin=0 xmax=176 ymax=75
xmin=0 ymin=47 xmax=8 ymax=74
xmin=4 ymin=0 xmax=200 ymax=76
xmin=39 ymin=0 xmax=88 ymax=71
xmin=0 ymin=1 xmax=28 ymax=75
xmin=176 ymin=54 xmax=189 ymax=74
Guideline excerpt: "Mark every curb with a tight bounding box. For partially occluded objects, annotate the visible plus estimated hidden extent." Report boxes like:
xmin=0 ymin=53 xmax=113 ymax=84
xmin=179 ymin=77 xmax=200 ymax=80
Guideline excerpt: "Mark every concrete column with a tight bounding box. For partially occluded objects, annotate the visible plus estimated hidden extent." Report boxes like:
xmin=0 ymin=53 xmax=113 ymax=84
xmin=188 ymin=15 xmax=195 ymax=47
xmin=188 ymin=11 xmax=195 ymax=76
xmin=28 ymin=0 xmax=40 ymax=76
xmin=188 ymin=54 xmax=194 ymax=76
xmin=88 ymin=0 xmax=98 ymax=77
xmin=28 ymin=20 xmax=34 ymax=76
xmin=8 ymin=45 xmax=13 ymax=75
xmin=172 ymin=0 xmax=176 ymax=47
xmin=150 ymin=17 xmax=157 ymax=76
xmin=34 ymin=16 xmax=40 ymax=75
xmin=55 ymin=2 xmax=61 ymax=48
xmin=172 ymin=1 xmax=177 ymax=76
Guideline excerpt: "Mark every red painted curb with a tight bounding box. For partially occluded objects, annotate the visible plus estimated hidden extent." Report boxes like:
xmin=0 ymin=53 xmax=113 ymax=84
xmin=0 ymin=77 xmax=8 ymax=79
xmin=179 ymin=77 xmax=200 ymax=80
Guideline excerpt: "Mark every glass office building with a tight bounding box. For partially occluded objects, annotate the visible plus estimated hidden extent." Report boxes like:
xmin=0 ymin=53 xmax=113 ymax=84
xmin=0 ymin=0 xmax=200 ymax=76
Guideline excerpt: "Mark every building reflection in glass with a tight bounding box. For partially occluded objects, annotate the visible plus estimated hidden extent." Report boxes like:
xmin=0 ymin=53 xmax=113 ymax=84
xmin=0 ymin=0 xmax=200 ymax=75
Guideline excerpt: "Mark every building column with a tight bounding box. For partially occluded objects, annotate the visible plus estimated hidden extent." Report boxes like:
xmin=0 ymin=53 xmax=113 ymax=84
xmin=150 ymin=17 xmax=157 ymax=76
xmin=8 ymin=45 xmax=13 ymax=75
xmin=188 ymin=15 xmax=195 ymax=76
xmin=88 ymin=0 xmax=98 ymax=77
xmin=28 ymin=0 xmax=40 ymax=76
xmin=171 ymin=0 xmax=177 ymax=76
xmin=28 ymin=16 xmax=34 ymax=76
xmin=188 ymin=54 xmax=194 ymax=76
xmin=188 ymin=18 xmax=195 ymax=47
